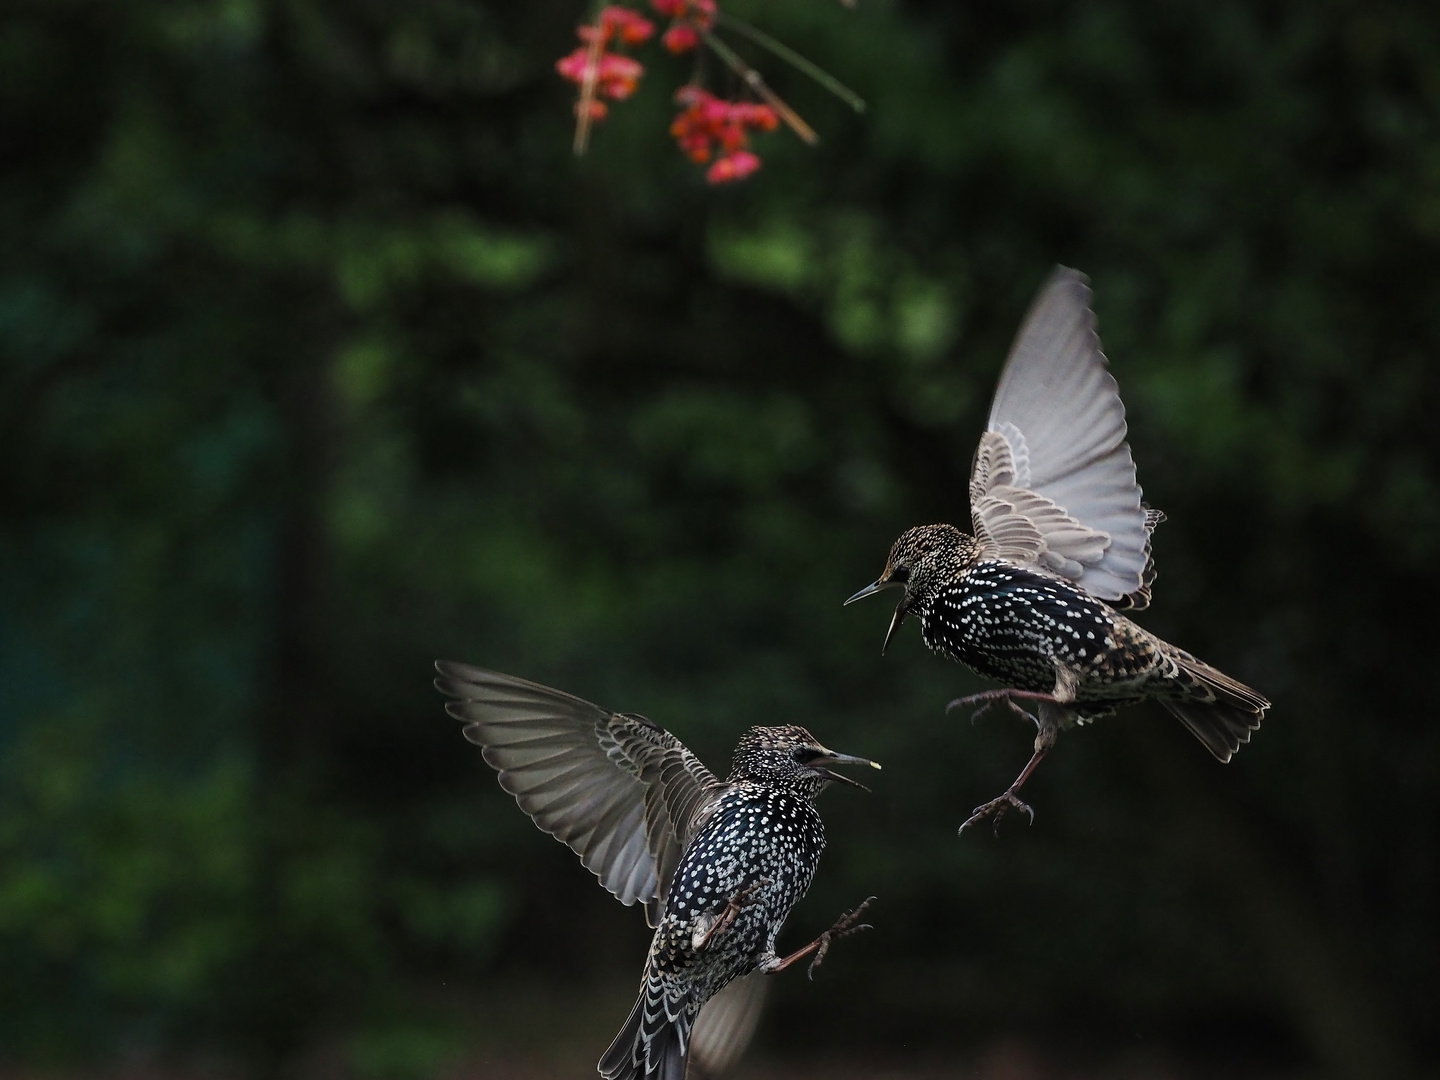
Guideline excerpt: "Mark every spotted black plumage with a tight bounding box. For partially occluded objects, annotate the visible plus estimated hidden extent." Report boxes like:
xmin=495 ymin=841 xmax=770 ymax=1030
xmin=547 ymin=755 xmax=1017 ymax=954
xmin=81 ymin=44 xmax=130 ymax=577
xmin=600 ymin=726 xmax=875 ymax=1080
xmin=846 ymin=268 xmax=1269 ymax=834
xmin=606 ymin=760 xmax=825 ymax=1080
xmin=433 ymin=665 xmax=878 ymax=1080
xmin=920 ymin=555 xmax=1159 ymax=718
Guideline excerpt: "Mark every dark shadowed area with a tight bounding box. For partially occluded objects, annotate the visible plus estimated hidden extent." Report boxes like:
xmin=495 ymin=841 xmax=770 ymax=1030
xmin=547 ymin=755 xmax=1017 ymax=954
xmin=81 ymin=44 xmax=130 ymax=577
xmin=2 ymin=1 xmax=1437 ymax=1078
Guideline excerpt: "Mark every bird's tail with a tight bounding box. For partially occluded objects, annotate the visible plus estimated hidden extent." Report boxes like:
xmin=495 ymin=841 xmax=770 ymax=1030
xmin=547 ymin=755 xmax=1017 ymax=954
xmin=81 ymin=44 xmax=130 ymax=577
xmin=1159 ymin=648 xmax=1270 ymax=763
xmin=598 ymin=979 xmax=689 ymax=1080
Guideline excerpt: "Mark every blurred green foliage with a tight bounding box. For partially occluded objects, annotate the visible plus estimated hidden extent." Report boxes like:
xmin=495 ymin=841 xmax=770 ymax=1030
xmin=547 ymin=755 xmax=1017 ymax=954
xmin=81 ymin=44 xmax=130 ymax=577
xmin=2 ymin=0 xmax=1439 ymax=1077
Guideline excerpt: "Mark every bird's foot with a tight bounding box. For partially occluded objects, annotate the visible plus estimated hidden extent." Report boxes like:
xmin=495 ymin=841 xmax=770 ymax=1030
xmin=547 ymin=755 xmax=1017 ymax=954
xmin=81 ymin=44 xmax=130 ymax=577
xmin=958 ymin=789 xmax=1036 ymax=838
xmin=800 ymin=898 xmax=875 ymax=984
xmin=759 ymin=897 xmax=875 ymax=980
xmin=804 ymin=896 xmax=876 ymax=981
xmin=945 ymin=688 xmax=1054 ymax=727
xmin=692 ymin=879 xmax=771 ymax=951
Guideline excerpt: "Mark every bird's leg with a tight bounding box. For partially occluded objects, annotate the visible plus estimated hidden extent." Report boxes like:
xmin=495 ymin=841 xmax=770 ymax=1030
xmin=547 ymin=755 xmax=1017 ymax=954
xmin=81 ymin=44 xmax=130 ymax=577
xmin=757 ymin=896 xmax=875 ymax=981
xmin=692 ymin=879 xmax=770 ymax=951
xmin=958 ymin=709 xmax=1061 ymax=837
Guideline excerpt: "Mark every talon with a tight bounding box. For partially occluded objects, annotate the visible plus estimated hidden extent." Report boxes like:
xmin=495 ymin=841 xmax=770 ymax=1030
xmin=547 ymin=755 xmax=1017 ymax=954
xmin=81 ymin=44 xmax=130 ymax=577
xmin=805 ymin=920 xmax=872 ymax=980
xmin=947 ymin=689 xmax=1044 ymax=728
xmin=957 ymin=792 xmax=1036 ymax=838
xmin=947 ymin=695 xmax=991 ymax=718
xmin=694 ymin=879 xmax=772 ymax=951
xmin=805 ymin=936 xmax=830 ymax=980
xmin=767 ymin=896 xmax=875 ymax=979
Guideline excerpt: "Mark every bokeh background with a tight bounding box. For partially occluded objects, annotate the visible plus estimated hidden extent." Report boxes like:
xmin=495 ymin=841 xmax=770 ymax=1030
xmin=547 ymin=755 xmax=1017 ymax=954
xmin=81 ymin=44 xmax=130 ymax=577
xmin=3 ymin=1 xmax=1438 ymax=1078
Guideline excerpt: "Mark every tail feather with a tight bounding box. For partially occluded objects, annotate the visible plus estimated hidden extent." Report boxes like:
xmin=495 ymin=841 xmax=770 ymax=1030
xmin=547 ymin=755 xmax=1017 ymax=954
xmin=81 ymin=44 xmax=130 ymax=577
xmin=598 ymin=994 xmax=646 ymax=1080
xmin=598 ymin=983 xmax=691 ymax=1080
xmin=640 ymin=1026 xmax=686 ymax=1080
xmin=1161 ymin=650 xmax=1269 ymax=763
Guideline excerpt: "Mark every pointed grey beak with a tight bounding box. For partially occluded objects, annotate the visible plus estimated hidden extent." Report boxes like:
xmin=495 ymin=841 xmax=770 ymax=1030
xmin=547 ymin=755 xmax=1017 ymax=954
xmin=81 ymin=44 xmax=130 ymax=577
xmin=811 ymin=748 xmax=882 ymax=791
xmin=844 ymin=578 xmax=898 ymax=606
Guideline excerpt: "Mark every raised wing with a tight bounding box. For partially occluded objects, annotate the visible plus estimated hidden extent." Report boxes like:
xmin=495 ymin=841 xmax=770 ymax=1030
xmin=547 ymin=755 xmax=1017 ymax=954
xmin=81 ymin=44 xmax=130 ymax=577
xmin=970 ymin=267 xmax=1153 ymax=602
xmin=434 ymin=662 xmax=724 ymax=926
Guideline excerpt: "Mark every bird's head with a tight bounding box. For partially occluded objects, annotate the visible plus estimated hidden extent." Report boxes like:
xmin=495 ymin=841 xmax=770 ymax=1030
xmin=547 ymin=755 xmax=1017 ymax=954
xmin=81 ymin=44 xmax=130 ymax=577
xmin=728 ymin=724 xmax=881 ymax=796
xmin=844 ymin=523 xmax=977 ymax=653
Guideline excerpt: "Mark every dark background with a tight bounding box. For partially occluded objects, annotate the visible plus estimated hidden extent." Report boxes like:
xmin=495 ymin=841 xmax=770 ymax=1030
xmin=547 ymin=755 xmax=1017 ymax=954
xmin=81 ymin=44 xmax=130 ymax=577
xmin=2 ymin=1 xmax=1437 ymax=1078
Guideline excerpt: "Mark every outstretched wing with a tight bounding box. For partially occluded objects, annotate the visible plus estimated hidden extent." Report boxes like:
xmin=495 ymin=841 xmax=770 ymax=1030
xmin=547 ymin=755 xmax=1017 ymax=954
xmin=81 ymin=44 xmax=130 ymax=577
xmin=969 ymin=267 xmax=1154 ymax=603
xmin=434 ymin=662 xmax=724 ymax=926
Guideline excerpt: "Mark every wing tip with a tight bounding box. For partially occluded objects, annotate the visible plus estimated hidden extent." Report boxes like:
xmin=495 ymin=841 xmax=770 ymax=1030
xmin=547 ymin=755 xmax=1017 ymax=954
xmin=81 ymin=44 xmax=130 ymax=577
xmin=434 ymin=657 xmax=476 ymax=679
xmin=1046 ymin=263 xmax=1091 ymax=291
xmin=434 ymin=658 xmax=491 ymax=700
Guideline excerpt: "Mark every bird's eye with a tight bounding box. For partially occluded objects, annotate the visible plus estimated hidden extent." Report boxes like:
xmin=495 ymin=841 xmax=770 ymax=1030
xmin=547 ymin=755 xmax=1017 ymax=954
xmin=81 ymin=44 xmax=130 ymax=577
xmin=888 ymin=566 xmax=910 ymax=584
xmin=792 ymin=747 xmax=822 ymax=765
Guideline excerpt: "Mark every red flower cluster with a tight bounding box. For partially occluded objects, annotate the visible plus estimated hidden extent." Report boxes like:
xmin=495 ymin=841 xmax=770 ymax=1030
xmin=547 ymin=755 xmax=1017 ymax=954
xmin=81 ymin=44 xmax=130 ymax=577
xmin=556 ymin=6 xmax=655 ymax=119
xmin=669 ymin=87 xmax=778 ymax=183
xmin=650 ymin=0 xmax=715 ymax=54
xmin=555 ymin=3 xmax=790 ymax=184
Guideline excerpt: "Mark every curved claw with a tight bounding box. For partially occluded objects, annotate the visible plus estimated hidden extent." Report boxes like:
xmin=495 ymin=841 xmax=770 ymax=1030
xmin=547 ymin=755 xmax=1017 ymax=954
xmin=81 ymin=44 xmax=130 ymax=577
xmin=945 ymin=694 xmax=980 ymax=715
xmin=946 ymin=689 xmax=1050 ymax=728
xmin=805 ymin=896 xmax=876 ymax=981
xmin=693 ymin=879 xmax=771 ymax=951
xmin=947 ymin=695 xmax=1001 ymax=724
xmin=957 ymin=792 xmax=1036 ymax=838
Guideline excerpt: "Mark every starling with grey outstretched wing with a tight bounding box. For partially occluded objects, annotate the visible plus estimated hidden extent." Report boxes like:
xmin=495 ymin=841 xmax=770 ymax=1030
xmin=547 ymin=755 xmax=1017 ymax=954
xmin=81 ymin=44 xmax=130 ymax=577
xmin=846 ymin=268 xmax=1268 ymax=836
xmin=434 ymin=663 xmax=879 ymax=1080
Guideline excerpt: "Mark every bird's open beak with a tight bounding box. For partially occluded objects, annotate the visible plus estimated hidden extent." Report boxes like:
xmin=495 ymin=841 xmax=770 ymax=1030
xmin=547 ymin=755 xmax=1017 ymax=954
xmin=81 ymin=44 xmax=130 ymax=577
xmin=880 ymin=602 xmax=908 ymax=656
xmin=845 ymin=576 xmax=910 ymax=656
xmin=810 ymin=748 xmax=882 ymax=791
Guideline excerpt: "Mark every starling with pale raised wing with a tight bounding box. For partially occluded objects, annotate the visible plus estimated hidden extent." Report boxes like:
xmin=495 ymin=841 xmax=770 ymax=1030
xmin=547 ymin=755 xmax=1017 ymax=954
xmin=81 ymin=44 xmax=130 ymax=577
xmin=846 ymin=268 xmax=1268 ymax=835
xmin=434 ymin=662 xmax=879 ymax=1080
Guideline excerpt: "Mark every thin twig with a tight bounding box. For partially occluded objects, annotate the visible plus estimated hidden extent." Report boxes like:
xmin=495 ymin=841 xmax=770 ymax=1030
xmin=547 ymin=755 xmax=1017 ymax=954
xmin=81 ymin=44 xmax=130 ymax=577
xmin=700 ymin=30 xmax=818 ymax=145
xmin=716 ymin=12 xmax=865 ymax=113
xmin=573 ymin=27 xmax=603 ymax=156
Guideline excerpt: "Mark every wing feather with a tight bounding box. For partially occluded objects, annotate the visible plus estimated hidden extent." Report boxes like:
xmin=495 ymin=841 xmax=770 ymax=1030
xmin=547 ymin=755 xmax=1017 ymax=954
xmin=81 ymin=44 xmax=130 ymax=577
xmin=971 ymin=267 xmax=1154 ymax=601
xmin=435 ymin=662 xmax=725 ymax=926
xmin=690 ymin=972 xmax=769 ymax=1077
